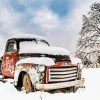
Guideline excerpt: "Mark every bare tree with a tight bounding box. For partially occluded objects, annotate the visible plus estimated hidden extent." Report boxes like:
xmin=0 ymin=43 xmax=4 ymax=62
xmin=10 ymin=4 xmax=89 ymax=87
xmin=76 ymin=2 xmax=100 ymax=68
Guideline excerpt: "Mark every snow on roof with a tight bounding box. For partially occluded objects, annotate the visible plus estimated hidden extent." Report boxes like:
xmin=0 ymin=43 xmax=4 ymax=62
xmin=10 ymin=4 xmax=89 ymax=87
xmin=9 ymin=34 xmax=47 ymax=40
xmin=19 ymin=45 xmax=69 ymax=55
xmin=16 ymin=57 xmax=55 ymax=66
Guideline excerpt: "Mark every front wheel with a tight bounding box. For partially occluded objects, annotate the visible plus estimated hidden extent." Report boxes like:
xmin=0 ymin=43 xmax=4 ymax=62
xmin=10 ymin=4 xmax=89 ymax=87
xmin=22 ymin=73 xmax=33 ymax=93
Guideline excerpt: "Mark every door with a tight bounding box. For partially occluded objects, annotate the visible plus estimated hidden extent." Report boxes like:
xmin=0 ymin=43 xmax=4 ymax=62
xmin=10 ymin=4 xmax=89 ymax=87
xmin=1 ymin=40 xmax=18 ymax=78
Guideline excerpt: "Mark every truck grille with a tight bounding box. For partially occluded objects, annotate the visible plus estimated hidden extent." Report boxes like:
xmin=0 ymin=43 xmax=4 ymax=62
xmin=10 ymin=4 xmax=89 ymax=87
xmin=48 ymin=67 xmax=77 ymax=83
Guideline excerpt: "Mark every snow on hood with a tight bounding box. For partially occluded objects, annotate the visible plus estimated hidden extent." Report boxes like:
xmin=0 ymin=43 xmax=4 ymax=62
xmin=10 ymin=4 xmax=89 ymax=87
xmin=9 ymin=34 xmax=47 ymax=41
xmin=19 ymin=45 xmax=69 ymax=56
xmin=16 ymin=57 xmax=55 ymax=66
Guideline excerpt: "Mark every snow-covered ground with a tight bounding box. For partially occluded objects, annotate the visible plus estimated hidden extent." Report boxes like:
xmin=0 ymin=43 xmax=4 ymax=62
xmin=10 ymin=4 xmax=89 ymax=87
xmin=0 ymin=68 xmax=99 ymax=100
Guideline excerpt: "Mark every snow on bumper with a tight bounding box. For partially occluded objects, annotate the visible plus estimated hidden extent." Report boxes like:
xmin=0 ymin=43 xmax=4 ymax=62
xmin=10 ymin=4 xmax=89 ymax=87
xmin=35 ymin=78 xmax=85 ymax=91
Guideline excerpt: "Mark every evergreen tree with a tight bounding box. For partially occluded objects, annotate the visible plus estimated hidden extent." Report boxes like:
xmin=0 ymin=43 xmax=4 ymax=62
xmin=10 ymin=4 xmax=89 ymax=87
xmin=76 ymin=2 xmax=100 ymax=68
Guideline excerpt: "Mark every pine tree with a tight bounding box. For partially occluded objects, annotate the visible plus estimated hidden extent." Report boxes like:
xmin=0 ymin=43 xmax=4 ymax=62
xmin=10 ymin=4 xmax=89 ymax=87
xmin=76 ymin=2 xmax=100 ymax=68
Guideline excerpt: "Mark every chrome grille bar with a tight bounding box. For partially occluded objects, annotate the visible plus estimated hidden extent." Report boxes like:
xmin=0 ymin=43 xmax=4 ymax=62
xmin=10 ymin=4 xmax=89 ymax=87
xmin=50 ymin=67 xmax=77 ymax=72
xmin=50 ymin=73 xmax=77 ymax=78
xmin=48 ymin=67 xmax=77 ymax=83
xmin=50 ymin=70 xmax=76 ymax=75
xmin=49 ymin=77 xmax=77 ymax=82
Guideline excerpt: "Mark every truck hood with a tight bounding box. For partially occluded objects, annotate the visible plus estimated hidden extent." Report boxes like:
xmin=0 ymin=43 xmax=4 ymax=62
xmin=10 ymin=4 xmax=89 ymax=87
xmin=16 ymin=57 xmax=55 ymax=66
xmin=19 ymin=46 xmax=69 ymax=56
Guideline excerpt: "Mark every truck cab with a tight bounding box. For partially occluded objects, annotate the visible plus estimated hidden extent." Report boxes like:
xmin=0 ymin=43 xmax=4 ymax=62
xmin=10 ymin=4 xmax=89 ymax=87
xmin=1 ymin=34 xmax=84 ymax=92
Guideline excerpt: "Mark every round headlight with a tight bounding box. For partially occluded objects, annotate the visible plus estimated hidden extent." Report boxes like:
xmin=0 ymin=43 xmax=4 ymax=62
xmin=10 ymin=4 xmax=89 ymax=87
xmin=77 ymin=63 xmax=83 ymax=69
xmin=38 ymin=65 xmax=45 ymax=72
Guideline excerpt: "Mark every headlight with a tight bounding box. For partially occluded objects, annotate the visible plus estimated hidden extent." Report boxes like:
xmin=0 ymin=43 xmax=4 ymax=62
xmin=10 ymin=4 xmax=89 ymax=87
xmin=78 ymin=63 xmax=83 ymax=69
xmin=38 ymin=65 xmax=45 ymax=73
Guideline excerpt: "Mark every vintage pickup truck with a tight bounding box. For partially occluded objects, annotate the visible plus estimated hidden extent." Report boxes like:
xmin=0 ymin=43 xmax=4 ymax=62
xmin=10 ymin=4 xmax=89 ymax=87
xmin=0 ymin=34 xmax=84 ymax=93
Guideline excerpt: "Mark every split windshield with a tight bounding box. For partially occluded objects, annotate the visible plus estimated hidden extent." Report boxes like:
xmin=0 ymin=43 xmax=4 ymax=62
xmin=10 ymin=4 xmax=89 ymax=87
xmin=19 ymin=39 xmax=49 ymax=47
xmin=17 ymin=39 xmax=71 ymax=62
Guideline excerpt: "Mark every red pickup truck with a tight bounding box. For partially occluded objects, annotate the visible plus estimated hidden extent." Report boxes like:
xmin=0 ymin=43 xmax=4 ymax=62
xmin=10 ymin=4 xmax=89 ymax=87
xmin=0 ymin=34 xmax=84 ymax=93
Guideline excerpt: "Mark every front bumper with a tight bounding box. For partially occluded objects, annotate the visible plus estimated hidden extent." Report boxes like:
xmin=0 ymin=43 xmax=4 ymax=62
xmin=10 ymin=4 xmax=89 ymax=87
xmin=35 ymin=78 xmax=85 ymax=91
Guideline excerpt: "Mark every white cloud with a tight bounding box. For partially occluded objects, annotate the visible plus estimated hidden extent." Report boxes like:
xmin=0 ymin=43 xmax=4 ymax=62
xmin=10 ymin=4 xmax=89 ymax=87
xmin=0 ymin=35 xmax=7 ymax=57
xmin=0 ymin=1 xmax=21 ymax=28
xmin=0 ymin=9 xmax=20 ymax=28
xmin=0 ymin=0 xmax=24 ymax=57
xmin=32 ymin=7 xmax=60 ymax=30
xmin=32 ymin=0 xmax=100 ymax=55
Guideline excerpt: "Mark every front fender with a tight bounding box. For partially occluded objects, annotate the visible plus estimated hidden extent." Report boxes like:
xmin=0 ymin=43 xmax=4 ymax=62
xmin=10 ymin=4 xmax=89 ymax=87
xmin=14 ymin=66 xmax=39 ymax=86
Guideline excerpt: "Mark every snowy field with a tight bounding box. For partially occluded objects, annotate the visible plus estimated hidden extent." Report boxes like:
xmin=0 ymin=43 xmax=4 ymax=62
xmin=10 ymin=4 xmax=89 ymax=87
xmin=0 ymin=68 xmax=99 ymax=100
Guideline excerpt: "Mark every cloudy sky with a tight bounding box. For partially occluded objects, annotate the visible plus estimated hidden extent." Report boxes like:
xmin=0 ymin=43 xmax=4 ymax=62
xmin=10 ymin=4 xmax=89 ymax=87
xmin=0 ymin=0 xmax=99 ymax=56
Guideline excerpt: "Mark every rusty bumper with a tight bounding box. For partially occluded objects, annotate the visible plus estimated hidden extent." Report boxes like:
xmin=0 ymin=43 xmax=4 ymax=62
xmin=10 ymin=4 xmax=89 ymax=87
xmin=35 ymin=78 xmax=85 ymax=91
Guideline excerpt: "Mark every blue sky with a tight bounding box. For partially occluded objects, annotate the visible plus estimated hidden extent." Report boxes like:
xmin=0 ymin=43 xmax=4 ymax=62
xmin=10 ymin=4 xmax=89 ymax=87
xmin=49 ymin=0 xmax=74 ymax=17
xmin=10 ymin=0 xmax=74 ymax=16
xmin=0 ymin=0 xmax=99 ymax=56
xmin=8 ymin=0 xmax=74 ymax=29
xmin=10 ymin=0 xmax=26 ymax=12
xmin=9 ymin=0 xmax=74 ymax=28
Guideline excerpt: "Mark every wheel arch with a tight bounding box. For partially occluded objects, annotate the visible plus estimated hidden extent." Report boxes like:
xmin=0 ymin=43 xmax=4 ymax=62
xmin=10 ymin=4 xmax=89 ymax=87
xmin=15 ymin=70 xmax=34 ymax=89
xmin=15 ymin=71 xmax=26 ymax=90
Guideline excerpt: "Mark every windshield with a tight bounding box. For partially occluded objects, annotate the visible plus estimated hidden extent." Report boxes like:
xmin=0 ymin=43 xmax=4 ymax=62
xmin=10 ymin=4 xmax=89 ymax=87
xmin=18 ymin=39 xmax=49 ymax=53
xmin=37 ymin=40 xmax=49 ymax=46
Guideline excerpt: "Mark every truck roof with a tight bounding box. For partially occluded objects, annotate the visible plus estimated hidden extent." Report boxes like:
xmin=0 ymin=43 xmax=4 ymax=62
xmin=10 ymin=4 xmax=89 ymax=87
xmin=19 ymin=45 xmax=70 ymax=56
xmin=7 ymin=34 xmax=70 ymax=56
xmin=9 ymin=34 xmax=47 ymax=41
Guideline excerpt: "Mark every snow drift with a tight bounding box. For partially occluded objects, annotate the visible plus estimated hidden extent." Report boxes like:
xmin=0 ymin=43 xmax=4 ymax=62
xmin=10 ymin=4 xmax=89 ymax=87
xmin=0 ymin=68 xmax=100 ymax=100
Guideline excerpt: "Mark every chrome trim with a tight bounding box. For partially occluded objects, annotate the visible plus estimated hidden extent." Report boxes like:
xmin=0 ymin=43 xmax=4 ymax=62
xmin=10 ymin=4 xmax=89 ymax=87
xmin=35 ymin=78 xmax=85 ymax=91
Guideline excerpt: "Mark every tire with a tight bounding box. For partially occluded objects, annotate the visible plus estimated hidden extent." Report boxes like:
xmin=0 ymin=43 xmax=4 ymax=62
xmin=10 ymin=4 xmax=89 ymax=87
xmin=22 ymin=73 xmax=33 ymax=93
xmin=73 ymin=86 xmax=78 ymax=93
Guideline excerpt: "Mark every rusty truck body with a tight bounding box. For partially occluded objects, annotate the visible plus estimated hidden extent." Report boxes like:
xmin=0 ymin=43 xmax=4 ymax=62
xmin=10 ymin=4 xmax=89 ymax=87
xmin=0 ymin=34 xmax=84 ymax=92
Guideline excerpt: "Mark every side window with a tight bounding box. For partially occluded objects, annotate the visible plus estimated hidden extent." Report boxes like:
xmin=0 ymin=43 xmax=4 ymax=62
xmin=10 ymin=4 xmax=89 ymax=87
xmin=6 ymin=41 xmax=17 ymax=52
